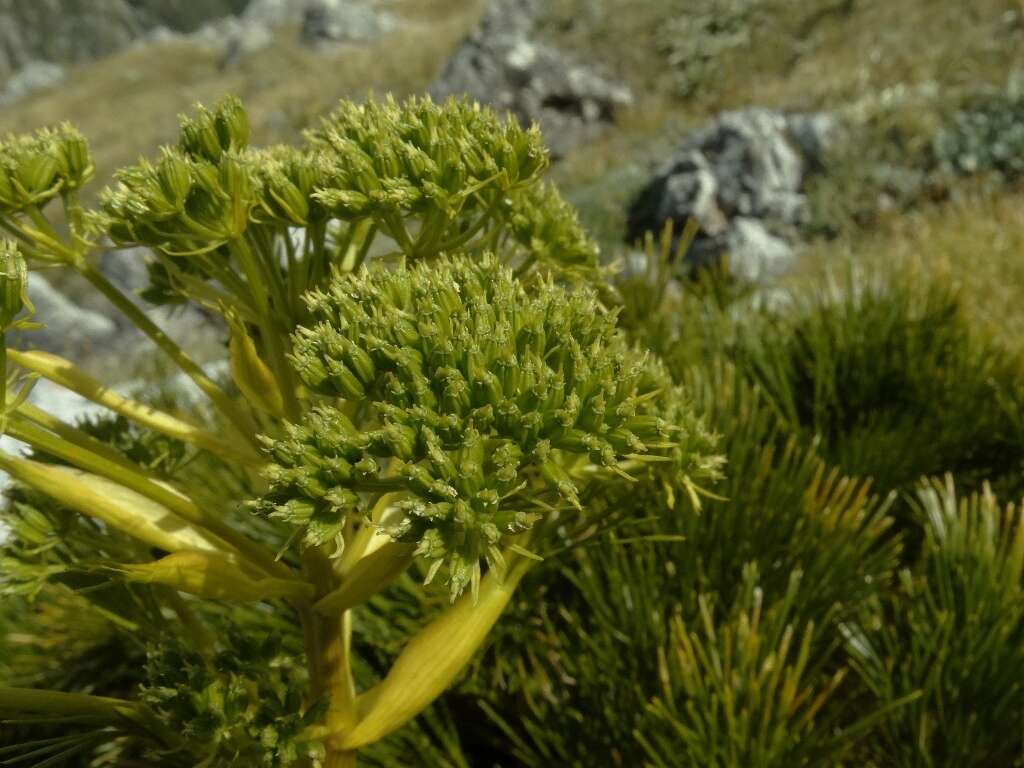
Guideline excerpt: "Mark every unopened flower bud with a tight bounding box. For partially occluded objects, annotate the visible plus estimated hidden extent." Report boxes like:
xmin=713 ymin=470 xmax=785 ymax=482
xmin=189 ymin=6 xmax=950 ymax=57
xmin=0 ymin=240 xmax=30 ymax=331
xmin=54 ymin=126 xmax=93 ymax=190
xmin=16 ymin=152 xmax=59 ymax=203
xmin=156 ymin=151 xmax=192 ymax=211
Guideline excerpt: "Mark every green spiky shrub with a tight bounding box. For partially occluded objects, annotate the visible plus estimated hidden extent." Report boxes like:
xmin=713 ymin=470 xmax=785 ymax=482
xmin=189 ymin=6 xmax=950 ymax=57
xmin=0 ymin=96 xmax=719 ymax=767
xmin=841 ymin=477 xmax=1024 ymax=767
xmin=731 ymin=260 xmax=1024 ymax=496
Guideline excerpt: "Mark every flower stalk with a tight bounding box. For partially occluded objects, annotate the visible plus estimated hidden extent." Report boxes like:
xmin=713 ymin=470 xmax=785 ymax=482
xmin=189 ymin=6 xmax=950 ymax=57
xmin=0 ymin=95 xmax=717 ymax=767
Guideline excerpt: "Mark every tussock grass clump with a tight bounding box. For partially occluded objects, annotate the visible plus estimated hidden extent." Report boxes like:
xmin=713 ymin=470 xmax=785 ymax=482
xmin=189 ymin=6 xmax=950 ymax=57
xmin=733 ymin=261 xmax=1024 ymax=494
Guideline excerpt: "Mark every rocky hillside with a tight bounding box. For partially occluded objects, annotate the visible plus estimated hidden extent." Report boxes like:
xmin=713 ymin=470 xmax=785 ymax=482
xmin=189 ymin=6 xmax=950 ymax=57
xmin=0 ymin=0 xmax=247 ymax=79
xmin=1 ymin=0 xmax=1024 ymax=375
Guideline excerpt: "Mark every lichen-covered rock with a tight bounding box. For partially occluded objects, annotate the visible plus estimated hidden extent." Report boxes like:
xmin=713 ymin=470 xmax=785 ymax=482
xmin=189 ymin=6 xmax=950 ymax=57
xmin=0 ymin=60 xmax=64 ymax=105
xmin=0 ymin=0 xmax=246 ymax=82
xmin=626 ymin=108 xmax=837 ymax=281
xmin=299 ymin=0 xmax=397 ymax=44
xmin=242 ymin=0 xmax=396 ymax=43
xmin=431 ymin=0 xmax=632 ymax=158
xmin=18 ymin=274 xmax=117 ymax=355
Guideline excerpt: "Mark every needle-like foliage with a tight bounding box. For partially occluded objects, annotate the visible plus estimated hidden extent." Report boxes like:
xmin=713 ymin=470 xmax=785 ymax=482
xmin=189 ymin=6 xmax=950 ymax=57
xmin=841 ymin=477 xmax=1024 ymax=767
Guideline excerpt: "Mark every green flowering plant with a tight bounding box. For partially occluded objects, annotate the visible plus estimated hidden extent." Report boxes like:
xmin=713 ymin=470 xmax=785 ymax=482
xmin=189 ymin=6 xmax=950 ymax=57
xmin=0 ymin=95 xmax=718 ymax=767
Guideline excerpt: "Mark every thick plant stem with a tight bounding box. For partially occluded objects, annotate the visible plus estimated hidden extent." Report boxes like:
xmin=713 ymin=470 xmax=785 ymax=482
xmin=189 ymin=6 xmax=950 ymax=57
xmin=321 ymin=611 xmax=358 ymax=767
xmin=78 ymin=263 xmax=259 ymax=442
xmin=324 ymin=751 xmax=358 ymax=768
xmin=0 ymin=687 xmax=181 ymax=749
xmin=342 ymin=556 xmax=535 ymax=749
xmin=302 ymin=546 xmax=359 ymax=765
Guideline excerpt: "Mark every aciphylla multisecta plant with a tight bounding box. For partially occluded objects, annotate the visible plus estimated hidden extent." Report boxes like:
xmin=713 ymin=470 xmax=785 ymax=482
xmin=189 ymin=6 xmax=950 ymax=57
xmin=0 ymin=95 xmax=721 ymax=766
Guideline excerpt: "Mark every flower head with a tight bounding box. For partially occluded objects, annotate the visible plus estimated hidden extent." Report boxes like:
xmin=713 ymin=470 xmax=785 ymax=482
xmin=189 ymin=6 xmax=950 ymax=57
xmin=260 ymin=254 xmax=708 ymax=598
xmin=0 ymin=124 xmax=93 ymax=216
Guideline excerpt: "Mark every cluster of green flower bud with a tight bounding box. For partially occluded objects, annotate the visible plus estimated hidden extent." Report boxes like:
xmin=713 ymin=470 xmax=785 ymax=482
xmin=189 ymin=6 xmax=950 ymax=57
xmin=253 ymin=145 xmax=333 ymax=228
xmin=101 ymin=97 xmax=297 ymax=256
xmin=305 ymin=96 xmax=598 ymax=274
xmin=0 ymin=240 xmax=31 ymax=332
xmin=102 ymin=145 xmax=262 ymax=250
xmin=306 ymin=95 xmax=547 ymax=224
xmin=259 ymin=254 xmax=706 ymax=598
xmin=100 ymin=95 xmax=599 ymax=317
xmin=0 ymin=124 xmax=93 ymax=216
xmin=178 ymin=95 xmax=251 ymax=162
xmin=507 ymin=181 xmax=599 ymax=276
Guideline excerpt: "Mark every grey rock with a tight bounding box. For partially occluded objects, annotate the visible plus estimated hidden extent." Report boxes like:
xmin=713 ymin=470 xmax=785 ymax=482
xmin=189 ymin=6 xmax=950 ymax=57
xmin=0 ymin=59 xmax=64 ymax=105
xmin=18 ymin=274 xmax=117 ymax=356
xmin=242 ymin=0 xmax=303 ymax=26
xmin=242 ymin=0 xmax=396 ymax=42
xmin=0 ymin=0 xmax=247 ymax=80
xmin=724 ymin=217 xmax=795 ymax=283
xmin=654 ymin=150 xmax=727 ymax=237
xmin=786 ymin=112 xmax=839 ymax=164
xmin=626 ymin=108 xmax=836 ymax=280
xmin=98 ymin=246 xmax=152 ymax=298
xmin=166 ymin=15 xmax=274 ymax=59
xmin=300 ymin=0 xmax=396 ymax=44
xmin=431 ymin=0 xmax=632 ymax=158
xmin=164 ymin=0 xmax=394 ymax=64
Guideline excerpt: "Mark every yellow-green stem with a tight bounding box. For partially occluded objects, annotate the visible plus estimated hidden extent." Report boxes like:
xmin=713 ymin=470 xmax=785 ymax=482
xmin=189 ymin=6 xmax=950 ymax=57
xmin=321 ymin=611 xmax=358 ymax=766
xmin=0 ymin=687 xmax=181 ymax=749
xmin=78 ymin=263 xmax=259 ymax=442
xmin=228 ymin=237 xmax=301 ymax=420
xmin=7 ymin=347 xmax=262 ymax=466
xmin=4 ymin=415 xmax=288 ymax=578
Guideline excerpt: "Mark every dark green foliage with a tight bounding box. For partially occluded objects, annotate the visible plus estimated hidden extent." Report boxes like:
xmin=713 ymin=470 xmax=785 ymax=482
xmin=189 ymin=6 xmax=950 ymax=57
xmin=841 ymin=478 xmax=1024 ymax=767
xmin=732 ymin=262 xmax=1024 ymax=494
xmin=678 ymin=362 xmax=901 ymax=624
xmin=636 ymin=569 xmax=855 ymax=767
xmin=139 ymin=628 xmax=322 ymax=767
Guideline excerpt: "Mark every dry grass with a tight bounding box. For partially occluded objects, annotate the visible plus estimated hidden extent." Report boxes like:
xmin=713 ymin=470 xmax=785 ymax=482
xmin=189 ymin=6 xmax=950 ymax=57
xmin=796 ymin=184 xmax=1024 ymax=350
xmin=710 ymin=0 xmax=1022 ymax=112
xmin=546 ymin=0 xmax=1023 ymax=112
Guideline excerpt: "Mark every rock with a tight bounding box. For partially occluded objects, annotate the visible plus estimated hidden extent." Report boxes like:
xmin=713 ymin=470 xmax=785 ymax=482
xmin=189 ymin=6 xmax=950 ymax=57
xmin=0 ymin=0 xmax=247 ymax=80
xmin=723 ymin=217 xmax=795 ymax=283
xmin=786 ymin=112 xmax=839 ymax=166
xmin=241 ymin=0 xmax=396 ymax=42
xmin=159 ymin=0 xmax=394 ymax=64
xmin=626 ymin=108 xmax=836 ymax=280
xmin=16 ymin=274 xmax=117 ymax=357
xmin=97 ymin=246 xmax=152 ymax=298
xmin=224 ymin=17 xmax=276 ymax=60
xmin=300 ymin=0 xmax=397 ymax=44
xmin=242 ymin=0 xmax=302 ymax=26
xmin=0 ymin=60 xmax=64 ymax=104
xmin=431 ymin=0 xmax=632 ymax=158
